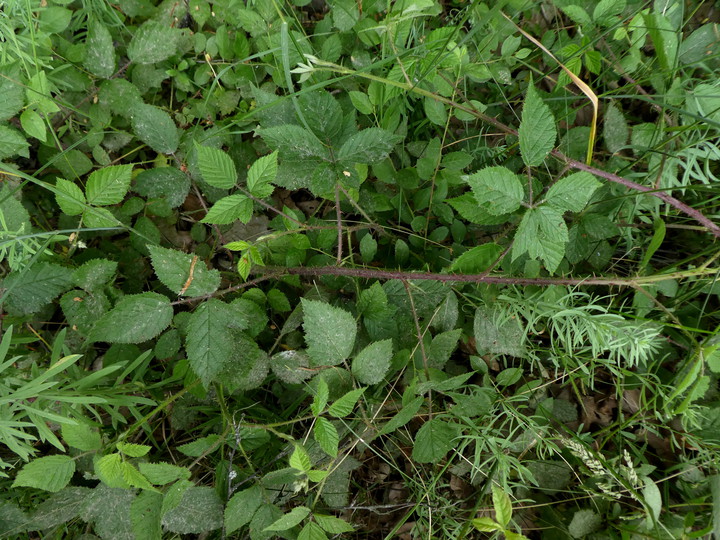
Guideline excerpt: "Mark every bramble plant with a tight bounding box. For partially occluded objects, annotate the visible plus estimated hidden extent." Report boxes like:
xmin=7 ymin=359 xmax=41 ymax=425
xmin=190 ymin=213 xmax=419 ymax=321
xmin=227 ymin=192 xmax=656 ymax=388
xmin=1 ymin=0 xmax=720 ymax=538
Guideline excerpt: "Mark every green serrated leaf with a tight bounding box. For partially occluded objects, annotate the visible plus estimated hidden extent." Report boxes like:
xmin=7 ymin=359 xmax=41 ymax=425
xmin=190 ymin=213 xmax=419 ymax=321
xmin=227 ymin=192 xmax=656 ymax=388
xmin=257 ymin=125 xmax=329 ymax=160
xmin=314 ymin=417 xmax=339 ymax=458
xmin=449 ymin=243 xmax=503 ymax=274
xmin=603 ymin=103 xmax=629 ymax=153
xmin=428 ymin=329 xmax=462 ymax=369
xmin=512 ymin=206 xmax=568 ymax=273
xmin=186 ymin=299 xmax=247 ymax=387
xmin=161 ymin=486 xmax=223 ymax=534
xmin=0 ymin=64 xmax=24 ymax=121
xmin=127 ymin=20 xmax=179 ymax=64
xmin=289 ymin=444 xmax=312 ymax=473
xmin=20 ymin=109 xmax=46 ymax=142
xmin=177 ymin=435 xmax=221 ymax=458
xmin=197 ymin=145 xmax=237 ymax=189
xmin=86 ymin=164 xmax=133 ymax=206
xmin=378 ymin=396 xmax=423 ymax=436
xmin=349 ymin=91 xmax=373 ymax=114
xmin=518 ymin=83 xmax=557 ymax=166
xmin=130 ymin=490 xmax=163 ymax=540
xmin=225 ymin=485 xmax=264 ymax=534
xmin=0 ymin=125 xmax=30 ymax=160
xmin=337 ymin=128 xmax=399 ymax=164
xmin=1 ymin=262 xmax=73 ymax=316
xmin=247 ymin=151 xmax=278 ymax=198
xmin=312 ymin=377 xmax=330 ymax=416
xmin=352 ymin=339 xmax=392 ymax=385
xmin=299 ymin=521 xmax=329 ymax=540
xmin=264 ymin=506 xmax=310 ymax=531
xmin=95 ymin=453 xmax=129 ymax=488
xmin=88 ymin=292 xmax=173 ymax=344
xmin=472 ymin=517 xmax=502 ymax=532
xmin=412 ymin=418 xmax=460 ymax=463
xmin=302 ymin=299 xmax=357 ymax=366
xmin=314 ymin=514 xmax=354 ymax=534
xmin=84 ymin=17 xmax=116 ymax=78
xmin=12 ymin=456 xmax=75 ymax=493
xmin=131 ymin=104 xmax=178 ymax=154
xmin=62 ymin=422 xmax=101 ymax=452
xmin=148 ymin=245 xmax=220 ymax=297
xmin=424 ymin=97 xmax=448 ymax=126
xmin=137 ymin=462 xmax=190 ymax=485
xmin=492 ymin=484 xmax=512 ymax=528
xmin=328 ymin=388 xmax=365 ymax=418
xmin=359 ymin=233 xmax=377 ymax=263
xmin=545 ymin=172 xmax=600 ymax=212
xmin=117 ymin=442 xmax=151 ymax=458
xmin=201 ymin=193 xmax=253 ymax=225
xmin=465 ymin=167 xmax=524 ymax=216
xmin=54 ymin=178 xmax=86 ymax=216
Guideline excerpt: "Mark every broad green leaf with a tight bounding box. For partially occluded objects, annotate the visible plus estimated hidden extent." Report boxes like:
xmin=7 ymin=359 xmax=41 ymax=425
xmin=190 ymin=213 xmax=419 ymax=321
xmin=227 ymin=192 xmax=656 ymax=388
xmin=117 ymin=442 xmax=151 ymax=458
xmin=83 ymin=207 xmax=118 ymax=228
xmin=186 ymin=299 xmax=246 ymax=387
xmin=424 ymin=97 xmax=448 ymax=126
xmin=247 ymin=151 xmax=278 ymax=198
xmin=357 ymin=282 xmax=388 ymax=320
xmin=311 ymin=377 xmax=330 ymax=416
xmin=289 ymin=444 xmax=312 ymax=473
xmin=645 ymin=13 xmax=678 ymax=71
xmin=122 ymin=462 xmax=156 ymax=491
xmin=270 ymin=350 xmax=312 ymax=384
xmin=679 ymin=24 xmax=719 ymax=65
xmin=84 ymin=17 xmax=115 ymax=78
xmin=568 ymin=509 xmax=602 ymax=538
xmin=603 ymin=103 xmax=629 ymax=153
xmin=131 ymin=104 xmax=178 ymax=154
xmin=302 ymin=299 xmax=357 ymax=366
xmin=378 ymin=396 xmax=423 ymax=436
xmin=61 ymin=422 xmax=101 ymax=451
xmin=0 ymin=125 xmax=30 ymax=160
xmin=201 ymin=193 xmax=253 ymax=225
xmin=428 ymin=329 xmax=462 ymax=369
xmin=314 ymin=417 xmax=339 ymax=457
xmin=95 ymin=453 xmax=129 ymax=488
xmin=138 ymin=462 xmax=190 ymax=485
xmin=472 ymin=517 xmax=502 ymax=532
xmin=299 ymin=522 xmax=329 ymax=540
xmin=23 ymin=487 xmax=91 ymax=531
xmin=314 ymin=514 xmax=354 ymax=534
xmin=86 ymin=164 xmax=133 ymax=206
xmin=449 ymin=243 xmax=504 ymax=274
xmin=177 ymin=435 xmax=222 ymax=457
xmin=133 ymin=166 xmax=191 ymax=208
xmin=256 ymin=125 xmax=329 ymax=160
xmin=264 ymin=506 xmax=310 ymax=531
xmin=349 ymin=91 xmax=373 ymax=114
xmin=225 ymin=485 xmax=264 ymax=534
xmin=465 ymin=166 xmax=524 ymax=216
xmin=197 ymin=145 xmax=237 ymax=189
xmin=12 ymin=456 xmax=75 ymax=493
xmin=411 ymin=418 xmax=460 ymax=463
xmin=337 ymin=128 xmax=400 ymax=164
xmin=73 ymin=259 xmax=117 ymax=292
xmin=518 ymin=83 xmax=557 ymax=166
xmin=54 ymin=178 xmax=86 ymax=215
xmin=545 ymin=172 xmax=600 ymax=212
xmin=1 ymin=262 xmax=73 ymax=316
xmin=80 ymin=485 xmax=135 ymax=538
xmin=127 ymin=20 xmax=179 ymax=64
xmin=0 ymin=64 xmax=24 ymax=121
xmin=330 ymin=0 xmax=359 ymax=31
xmin=148 ymin=245 xmax=220 ymax=297
xmin=642 ymin=477 xmax=662 ymax=522
xmin=512 ymin=206 xmax=568 ymax=273
xmin=328 ymin=388 xmax=365 ymax=418
xmin=360 ymin=233 xmax=377 ymax=263
xmin=492 ymin=484 xmax=512 ymax=528
xmin=298 ymin=91 xmax=343 ymax=141
xmin=20 ymin=109 xmax=46 ymax=142
xmin=161 ymin=487 xmax=223 ymax=534
xmin=88 ymin=292 xmax=173 ymax=344
xmin=130 ymin=491 xmax=163 ymax=540
xmin=352 ymin=339 xmax=392 ymax=385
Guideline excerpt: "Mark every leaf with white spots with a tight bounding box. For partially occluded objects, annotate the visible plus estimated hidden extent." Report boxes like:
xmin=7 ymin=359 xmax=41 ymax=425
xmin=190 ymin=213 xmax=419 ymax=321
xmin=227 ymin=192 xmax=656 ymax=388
xmin=88 ymin=292 xmax=173 ymax=344
xmin=301 ymin=299 xmax=357 ymax=366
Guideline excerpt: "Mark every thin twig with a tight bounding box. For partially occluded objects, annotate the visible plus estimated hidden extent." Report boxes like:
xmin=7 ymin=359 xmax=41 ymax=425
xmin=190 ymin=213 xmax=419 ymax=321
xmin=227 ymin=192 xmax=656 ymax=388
xmin=335 ymin=183 xmax=343 ymax=264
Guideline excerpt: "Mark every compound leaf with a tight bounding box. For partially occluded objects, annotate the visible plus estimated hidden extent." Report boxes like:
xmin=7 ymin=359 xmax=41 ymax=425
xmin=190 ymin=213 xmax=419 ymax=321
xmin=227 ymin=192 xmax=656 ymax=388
xmin=465 ymin=167 xmax=524 ymax=216
xmin=545 ymin=172 xmax=601 ymax=213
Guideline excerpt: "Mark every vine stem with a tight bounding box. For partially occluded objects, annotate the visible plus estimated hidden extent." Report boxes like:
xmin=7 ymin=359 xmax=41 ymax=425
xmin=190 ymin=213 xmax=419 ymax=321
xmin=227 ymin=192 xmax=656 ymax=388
xmin=253 ymin=264 xmax=720 ymax=288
